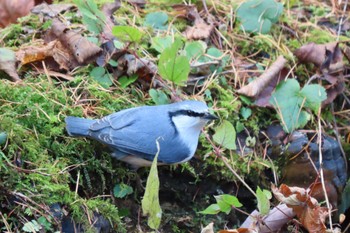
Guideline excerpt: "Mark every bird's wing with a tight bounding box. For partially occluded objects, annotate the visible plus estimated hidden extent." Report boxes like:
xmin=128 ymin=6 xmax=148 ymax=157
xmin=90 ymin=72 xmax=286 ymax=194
xmin=88 ymin=107 xmax=175 ymax=161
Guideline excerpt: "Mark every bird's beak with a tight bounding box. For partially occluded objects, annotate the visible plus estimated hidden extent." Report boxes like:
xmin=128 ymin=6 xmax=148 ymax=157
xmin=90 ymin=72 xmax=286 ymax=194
xmin=203 ymin=112 xmax=218 ymax=121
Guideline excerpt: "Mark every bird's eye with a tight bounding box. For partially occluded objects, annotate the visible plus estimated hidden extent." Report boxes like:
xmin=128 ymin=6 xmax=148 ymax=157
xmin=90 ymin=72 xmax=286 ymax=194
xmin=186 ymin=110 xmax=193 ymax=115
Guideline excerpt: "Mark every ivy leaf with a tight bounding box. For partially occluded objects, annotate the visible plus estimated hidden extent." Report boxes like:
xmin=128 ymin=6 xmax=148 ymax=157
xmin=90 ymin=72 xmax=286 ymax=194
xmin=158 ymin=39 xmax=190 ymax=86
xmin=90 ymin=67 xmax=113 ymax=88
xmin=112 ymin=26 xmax=143 ymax=43
xmin=113 ymin=183 xmax=134 ymax=198
xmin=213 ymin=120 xmax=236 ymax=150
xmin=270 ymin=79 xmax=326 ymax=133
xmin=256 ymin=187 xmax=272 ymax=215
xmin=199 ymin=204 xmax=221 ymax=215
xmin=144 ymin=12 xmax=168 ymax=30
xmin=236 ymin=0 xmax=283 ymax=34
xmin=141 ymin=142 xmax=162 ymax=230
xmin=149 ymin=89 xmax=170 ymax=105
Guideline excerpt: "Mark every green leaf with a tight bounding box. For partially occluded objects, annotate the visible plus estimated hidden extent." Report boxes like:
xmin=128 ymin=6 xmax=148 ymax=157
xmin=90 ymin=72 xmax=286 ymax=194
xmin=118 ymin=74 xmax=138 ymax=88
xmin=113 ymin=183 xmax=134 ymax=198
xmin=108 ymin=59 xmax=118 ymax=67
xmin=22 ymin=220 xmax=42 ymax=232
xmin=221 ymin=194 xmax=243 ymax=208
xmin=90 ymin=67 xmax=113 ymax=88
xmin=199 ymin=204 xmax=221 ymax=215
xmin=149 ymin=89 xmax=170 ymax=105
xmin=0 ymin=132 xmax=7 ymax=145
xmin=158 ymin=39 xmax=190 ymax=85
xmin=213 ymin=120 xmax=236 ymax=150
xmin=270 ymin=79 xmax=326 ymax=133
xmin=198 ymin=47 xmax=229 ymax=72
xmin=184 ymin=41 xmax=207 ymax=60
xmin=236 ymin=0 xmax=283 ymax=34
xmin=38 ymin=216 xmax=52 ymax=231
xmin=215 ymin=197 xmax=231 ymax=214
xmin=300 ymin=84 xmax=327 ymax=113
xmin=240 ymin=107 xmax=252 ymax=120
xmin=256 ymin=187 xmax=272 ymax=215
xmin=112 ymin=26 xmax=143 ymax=43
xmin=141 ymin=141 xmax=162 ymax=230
xmin=151 ymin=36 xmax=173 ymax=53
xmin=74 ymin=0 xmax=106 ymax=34
xmin=144 ymin=12 xmax=168 ymax=30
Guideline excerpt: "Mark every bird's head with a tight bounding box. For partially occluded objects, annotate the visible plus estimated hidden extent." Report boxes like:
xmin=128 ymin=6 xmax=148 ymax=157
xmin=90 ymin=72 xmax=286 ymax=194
xmin=169 ymin=100 xmax=218 ymax=131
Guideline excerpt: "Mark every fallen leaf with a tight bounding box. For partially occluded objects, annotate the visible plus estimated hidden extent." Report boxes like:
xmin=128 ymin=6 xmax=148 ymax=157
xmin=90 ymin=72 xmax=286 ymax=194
xmin=295 ymin=42 xmax=345 ymax=107
xmin=0 ymin=0 xmax=34 ymax=28
xmin=254 ymin=68 xmax=289 ymax=107
xmin=201 ymin=222 xmax=214 ymax=233
xmin=272 ymin=184 xmax=329 ymax=233
xmin=294 ymin=42 xmax=338 ymax=67
xmin=184 ymin=22 xmax=214 ymax=40
xmin=127 ymin=0 xmax=146 ymax=8
xmin=0 ymin=48 xmax=20 ymax=81
xmin=101 ymin=0 xmax=121 ymax=41
xmin=48 ymin=19 xmax=102 ymax=64
xmin=31 ymin=3 xmax=74 ymax=17
xmin=16 ymin=40 xmax=76 ymax=71
xmin=237 ymin=56 xmax=287 ymax=98
xmin=174 ymin=5 xmax=213 ymax=40
xmin=118 ymin=54 xmax=157 ymax=82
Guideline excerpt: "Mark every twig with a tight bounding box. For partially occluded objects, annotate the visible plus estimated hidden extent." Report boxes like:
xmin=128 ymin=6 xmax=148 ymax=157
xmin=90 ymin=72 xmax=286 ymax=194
xmin=317 ymin=108 xmax=333 ymax=230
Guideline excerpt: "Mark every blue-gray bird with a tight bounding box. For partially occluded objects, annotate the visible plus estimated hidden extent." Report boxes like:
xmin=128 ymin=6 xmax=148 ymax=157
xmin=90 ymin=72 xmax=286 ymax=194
xmin=65 ymin=100 xmax=217 ymax=169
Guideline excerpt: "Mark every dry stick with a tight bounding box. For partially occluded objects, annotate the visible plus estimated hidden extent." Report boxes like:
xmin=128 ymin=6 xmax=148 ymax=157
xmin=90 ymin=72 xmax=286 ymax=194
xmin=337 ymin=0 xmax=349 ymax=41
xmin=317 ymin=108 xmax=333 ymax=230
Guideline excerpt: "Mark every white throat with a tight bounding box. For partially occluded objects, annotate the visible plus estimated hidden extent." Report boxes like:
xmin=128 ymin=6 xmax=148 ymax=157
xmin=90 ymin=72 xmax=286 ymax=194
xmin=171 ymin=115 xmax=207 ymax=157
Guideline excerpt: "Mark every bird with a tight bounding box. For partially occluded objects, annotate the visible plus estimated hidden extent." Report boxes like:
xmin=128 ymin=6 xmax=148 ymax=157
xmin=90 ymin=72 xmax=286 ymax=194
xmin=65 ymin=100 xmax=217 ymax=169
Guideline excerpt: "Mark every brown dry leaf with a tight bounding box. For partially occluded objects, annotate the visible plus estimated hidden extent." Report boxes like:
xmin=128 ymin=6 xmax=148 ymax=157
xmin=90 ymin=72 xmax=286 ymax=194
xmin=16 ymin=40 xmax=76 ymax=71
xmin=101 ymin=0 xmax=121 ymax=41
xmin=48 ymin=19 xmax=102 ymax=65
xmin=0 ymin=48 xmax=20 ymax=81
xmin=295 ymin=42 xmax=345 ymax=107
xmin=184 ymin=22 xmax=214 ymax=40
xmin=0 ymin=0 xmax=34 ymax=28
xmin=272 ymin=184 xmax=329 ymax=233
xmin=16 ymin=41 xmax=55 ymax=65
xmin=174 ymin=5 xmax=213 ymax=40
xmin=117 ymin=54 xmax=157 ymax=82
xmin=201 ymin=222 xmax=214 ymax=233
xmin=31 ymin=3 xmax=74 ymax=17
xmin=218 ymin=229 xmax=253 ymax=233
xmin=237 ymin=56 xmax=287 ymax=98
xmin=294 ymin=42 xmax=338 ymax=67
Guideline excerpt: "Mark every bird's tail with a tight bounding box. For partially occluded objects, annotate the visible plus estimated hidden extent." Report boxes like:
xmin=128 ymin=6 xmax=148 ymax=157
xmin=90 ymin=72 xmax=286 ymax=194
xmin=65 ymin=116 xmax=96 ymax=137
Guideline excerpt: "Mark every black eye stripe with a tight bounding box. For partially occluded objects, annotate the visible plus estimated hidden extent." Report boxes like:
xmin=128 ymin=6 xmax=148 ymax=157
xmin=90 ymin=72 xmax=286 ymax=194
xmin=169 ymin=110 xmax=205 ymax=118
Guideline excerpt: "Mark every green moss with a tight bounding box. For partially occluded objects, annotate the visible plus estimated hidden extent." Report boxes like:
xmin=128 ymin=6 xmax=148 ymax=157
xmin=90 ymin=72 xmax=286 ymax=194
xmin=0 ymin=77 xmax=128 ymax=231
